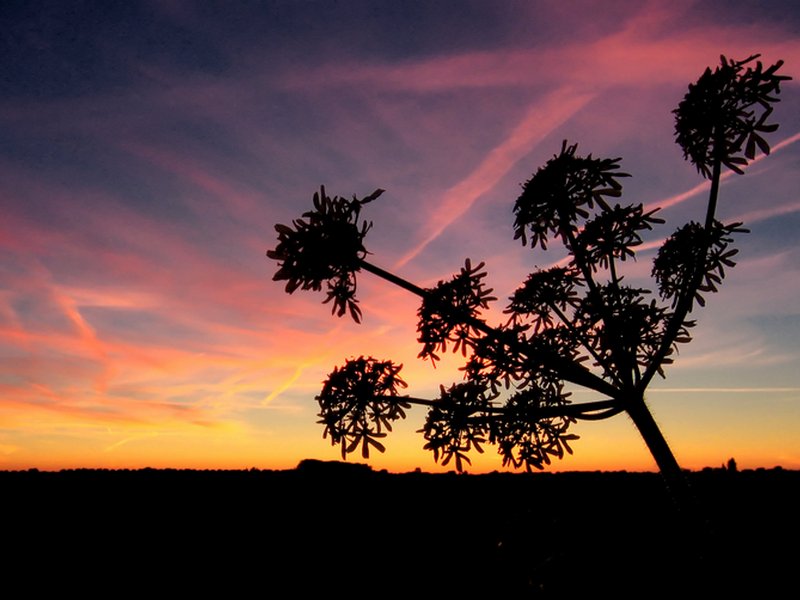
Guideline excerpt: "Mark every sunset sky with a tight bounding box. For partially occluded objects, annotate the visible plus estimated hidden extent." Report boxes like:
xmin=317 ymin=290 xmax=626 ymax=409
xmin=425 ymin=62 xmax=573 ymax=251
xmin=2 ymin=0 xmax=799 ymax=473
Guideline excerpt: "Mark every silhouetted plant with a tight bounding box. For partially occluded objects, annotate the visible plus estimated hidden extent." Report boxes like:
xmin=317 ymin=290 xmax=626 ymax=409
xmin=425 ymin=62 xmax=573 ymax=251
xmin=268 ymin=55 xmax=788 ymax=503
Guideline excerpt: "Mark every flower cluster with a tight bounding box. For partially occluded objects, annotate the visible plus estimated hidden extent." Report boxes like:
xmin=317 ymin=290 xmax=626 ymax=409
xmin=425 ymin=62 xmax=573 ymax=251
xmin=513 ymin=141 xmax=629 ymax=250
xmin=462 ymin=325 xmax=528 ymax=392
xmin=576 ymin=204 xmax=664 ymax=271
xmin=316 ymin=357 xmax=409 ymax=459
xmin=419 ymin=382 xmax=497 ymax=472
xmin=417 ymin=259 xmax=496 ymax=364
xmin=267 ymin=186 xmax=384 ymax=322
xmin=492 ymin=386 xmax=577 ymax=472
xmin=674 ymin=54 xmax=789 ymax=178
xmin=506 ymin=266 xmax=582 ymax=332
xmin=576 ymin=285 xmax=672 ymax=375
xmin=653 ymin=220 xmax=748 ymax=309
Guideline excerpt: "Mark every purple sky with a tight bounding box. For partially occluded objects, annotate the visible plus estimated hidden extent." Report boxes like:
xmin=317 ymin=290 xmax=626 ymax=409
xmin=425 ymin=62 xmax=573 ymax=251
xmin=1 ymin=0 xmax=799 ymax=471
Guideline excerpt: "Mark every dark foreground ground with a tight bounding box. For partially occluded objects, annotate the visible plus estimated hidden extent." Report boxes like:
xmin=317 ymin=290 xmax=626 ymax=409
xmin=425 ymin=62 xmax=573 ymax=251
xmin=3 ymin=462 xmax=798 ymax=597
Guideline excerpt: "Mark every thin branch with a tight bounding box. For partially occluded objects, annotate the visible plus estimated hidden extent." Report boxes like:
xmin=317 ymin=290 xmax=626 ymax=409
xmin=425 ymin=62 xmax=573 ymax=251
xmin=360 ymin=259 xmax=429 ymax=297
xmin=704 ymin=129 xmax=724 ymax=231
xmin=561 ymin=224 xmax=599 ymax=297
xmin=573 ymin=406 xmax=625 ymax=420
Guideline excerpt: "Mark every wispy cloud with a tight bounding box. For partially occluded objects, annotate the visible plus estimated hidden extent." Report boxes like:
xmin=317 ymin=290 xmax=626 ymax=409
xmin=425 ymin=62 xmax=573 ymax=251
xmin=645 ymin=130 xmax=800 ymax=214
xmin=104 ymin=431 xmax=160 ymax=453
xmin=396 ymin=88 xmax=596 ymax=267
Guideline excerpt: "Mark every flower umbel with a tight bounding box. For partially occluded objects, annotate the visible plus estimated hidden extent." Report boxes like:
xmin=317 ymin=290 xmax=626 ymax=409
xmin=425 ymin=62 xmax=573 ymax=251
xmin=513 ymin=140 xmax=629 ymax=250
xmin=492 ymin=385 xmax=576 ymax=472
xmin=267 ymin=186 xmax=384 ymax=322
xmin=317 ymin=357 xmax=409 ymax=459
xmin=417 ymin=259 xmax=496 ymax=364
xmin=674 ymin=54 xmax=790 ymax=178
xmin=419 ymin=381 xmax=497 ymax=472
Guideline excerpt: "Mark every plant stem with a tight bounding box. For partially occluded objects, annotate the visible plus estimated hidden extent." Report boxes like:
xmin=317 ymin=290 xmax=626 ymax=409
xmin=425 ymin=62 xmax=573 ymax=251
xmin=641 ymin=131 xmax=723 ymax=390
xmin=360 ymin=259 xmax=429 ymax=298
xmin=560 ymin=224 xmax=634 ymax=389
xmin=704 ymin=133 xmax=723 ymax=231
xmin=359 ymin=259 xmax=620 ymax=398
xmin=624 ymin=394 xmax=693 ymax=511
xmin=396 ymin=394 xmax=620 ymax=420
xmin=549 ymin=303 xmax=623 ymax=387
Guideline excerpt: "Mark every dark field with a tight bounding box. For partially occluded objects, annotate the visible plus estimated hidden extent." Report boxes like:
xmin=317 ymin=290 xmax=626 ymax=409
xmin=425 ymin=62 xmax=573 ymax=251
xmin=3 ymin=462 xmax=798 ymax=596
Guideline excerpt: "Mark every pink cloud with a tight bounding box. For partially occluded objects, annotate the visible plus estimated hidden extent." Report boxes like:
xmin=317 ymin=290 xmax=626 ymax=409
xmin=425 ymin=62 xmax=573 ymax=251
xmin=395 ymin=88 xmax=596 ymax=267
xmin=283 ymin=9 xmax=800 ymax=95
xmin=118 ymin=141 xmax=269 ymax=221
xmin=275 ymin=12 xmax=800 ymax=268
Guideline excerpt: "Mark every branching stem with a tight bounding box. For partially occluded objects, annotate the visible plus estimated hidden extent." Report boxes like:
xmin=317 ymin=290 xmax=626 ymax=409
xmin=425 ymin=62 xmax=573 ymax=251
xmin=561 ymin=224 xmax=634 ymax=389
xmin=548 ymin=302 xmax=623 ymax=387
xmin=360 ymin=259 xmax=620 ymax=398
xmin=641 ymin=127 xmax=723 ymax=390
xmin=390 ymin=394 xmax=621 ymax=420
